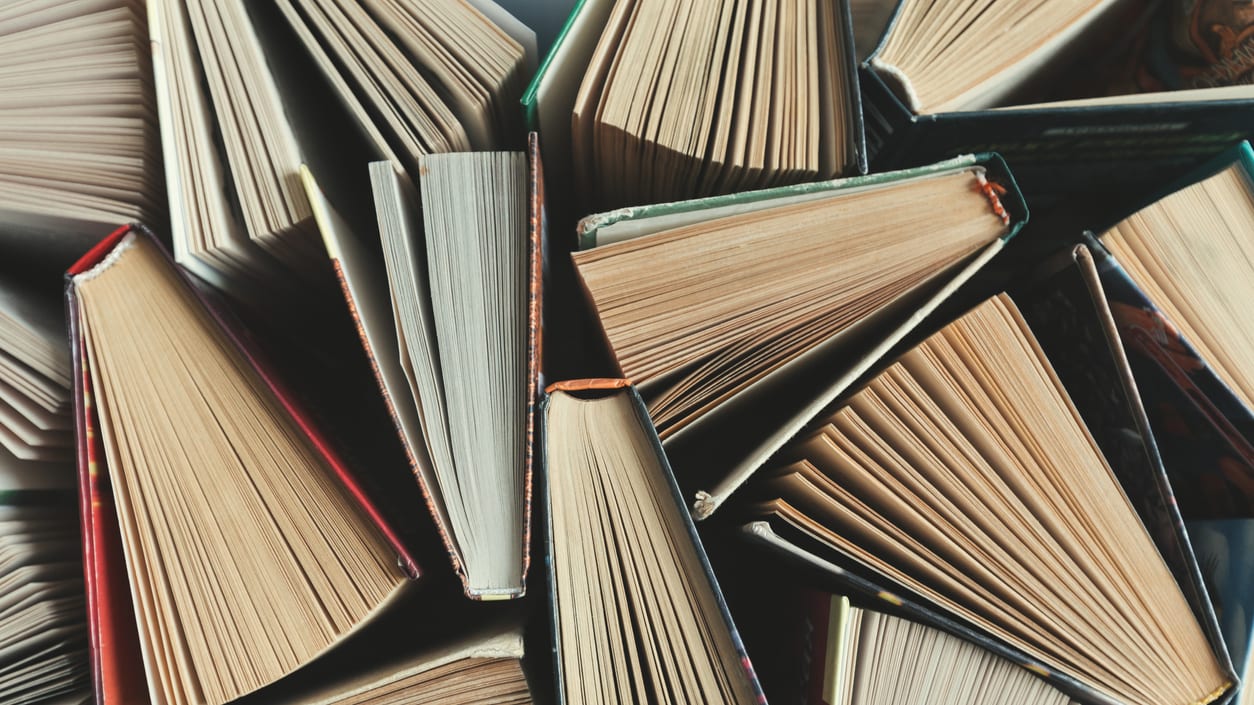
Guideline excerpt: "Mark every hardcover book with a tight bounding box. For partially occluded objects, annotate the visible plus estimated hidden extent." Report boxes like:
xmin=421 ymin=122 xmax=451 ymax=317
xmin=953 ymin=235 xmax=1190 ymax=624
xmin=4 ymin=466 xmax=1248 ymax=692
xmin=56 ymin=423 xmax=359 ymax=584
xmin=67 ymin=225 xmax=423 ymax=705
xmin=572 ymin=154 xmax=1026 ymax=518
xmin=1083 ymin=141 xmax=1254 ymax=520
xmin=302 ymin=134 xmax=544 ymax=599
xmin=861 ymin=0 xmax=1254 ymax=203
xmin=541 ymin=379 xmax=763 ymax=704
xmin=744 ymin=250 xmax=1237 ymax=705
xmin=801 ymin=592 xmax=1070 ymax=705
xmin=521 ymin=0 xmax=866 ymax=217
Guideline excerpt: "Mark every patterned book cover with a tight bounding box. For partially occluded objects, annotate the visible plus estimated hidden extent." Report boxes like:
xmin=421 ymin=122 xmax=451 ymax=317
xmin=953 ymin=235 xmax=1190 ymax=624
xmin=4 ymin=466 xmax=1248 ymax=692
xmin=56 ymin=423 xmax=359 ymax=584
xmin=1085 ymin=234 xmax=1254 ymax=521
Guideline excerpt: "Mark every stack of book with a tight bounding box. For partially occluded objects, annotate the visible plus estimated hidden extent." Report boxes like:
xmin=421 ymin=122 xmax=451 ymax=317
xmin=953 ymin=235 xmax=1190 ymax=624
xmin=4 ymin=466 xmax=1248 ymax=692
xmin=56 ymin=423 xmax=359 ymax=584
xmin=1 ymin=1 xmax=1253 ymax=705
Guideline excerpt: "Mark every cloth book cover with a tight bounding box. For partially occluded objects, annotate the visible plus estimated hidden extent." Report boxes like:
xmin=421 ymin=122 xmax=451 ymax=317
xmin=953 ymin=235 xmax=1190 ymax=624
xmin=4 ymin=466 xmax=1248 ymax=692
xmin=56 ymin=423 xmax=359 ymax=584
xmin=860 ymin=0 xmax=1254 ymax=204
xmin=745 ymin=244 xmax=1238 ymax=705
xmin=66 ymin=224 xmax=421 ymax=705
xmin=310 ymin=135 xmax=545 ymax=599
xmin=539 ymin=379 xmax=765 ymax=705
xmin=573 ymin=153 xmax=1028 ymax=520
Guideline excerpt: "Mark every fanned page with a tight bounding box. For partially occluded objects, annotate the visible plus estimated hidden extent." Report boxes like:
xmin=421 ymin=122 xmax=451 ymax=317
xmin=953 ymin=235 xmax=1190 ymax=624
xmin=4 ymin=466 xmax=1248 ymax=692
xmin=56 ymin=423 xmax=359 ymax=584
xmin=870 ymin=0 xmax=1123 ymax=112
xmin=545 ymin=386 xmax=759 ymax=705
xmin=753 ymin=294 xmax=1230 ymax=705
xmin=1099 ymin=162 xmax=1254 ymax=414
xmin=0 ymin=0 xmax=160 ymax=262
xmin=0 ymin=278 xmax=73 ymax=464
xmin=808 ymin=594 xmax=1070 ymax=705
xmin=71 ymin=233 xmax=408 ymax=705
xmin=274 ymin=0 xmax=531 ymax=168
xmin=572 ymin=167 xmax=1011 ymax=440
xmin=372 ymin=153 xmax=529 ymax=597
xmin=571 ymin=0 xmax=853 ymax=209
xmin=0 ymin=474 xmax=88 ymax=705
xmin=150 ymin=0 xmax=323 ymax=294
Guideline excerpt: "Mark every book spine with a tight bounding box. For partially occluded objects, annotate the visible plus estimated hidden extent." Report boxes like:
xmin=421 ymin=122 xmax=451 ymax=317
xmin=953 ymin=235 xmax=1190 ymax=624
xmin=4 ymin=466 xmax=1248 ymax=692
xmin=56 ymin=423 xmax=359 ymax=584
xmin=523 ymin=132 xmax=545 ymax=591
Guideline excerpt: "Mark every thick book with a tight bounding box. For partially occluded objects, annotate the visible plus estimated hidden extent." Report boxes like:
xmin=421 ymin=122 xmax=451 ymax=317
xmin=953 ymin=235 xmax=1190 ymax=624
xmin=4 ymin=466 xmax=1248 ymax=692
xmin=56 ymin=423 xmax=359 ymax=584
xmin=521 ymin=0 xmax=866 ymax=215
xmin=744 ymin=251 xmax=1237 ymax=705
xmin=0 ymin=277 xmax=73 ymax=467
xmin=0 ymin=435 xmax=87 ymax=705
xmin=1083 ymin=141 xmax=1254 ymax=521
xmin=541 ymin=379 xmax=763 ymax=705
xmin=231 ymin=597 xmax=536 ymax=705
xmin=149 ymin=0 xmax=533 ymax=302
xmin=0 ymin=0 xmax=161 ymax=270
xmin=572 ymin=154 xmax=1026 ymax=518
xmin=302 ymin=135 xmax=544 ymax=599
xmin=67 ymin=225 xmax=422 ymax=705
xmin=801 ymin=592 xmax=1070 ymax=705
xmin=861 ymin=0 xmax=1254 ymax=203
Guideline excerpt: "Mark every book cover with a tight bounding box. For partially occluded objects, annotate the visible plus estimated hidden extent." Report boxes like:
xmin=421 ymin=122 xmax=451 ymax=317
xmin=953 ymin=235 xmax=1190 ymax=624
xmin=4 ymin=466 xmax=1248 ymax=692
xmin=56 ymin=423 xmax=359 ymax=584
xmin=1188 ymin=519 xmax=1254 ymax=703
xmin=1085 ymin=235 xmax=1254 ymax=520
xmin=540 ymin=379 xmax=765 ymax=705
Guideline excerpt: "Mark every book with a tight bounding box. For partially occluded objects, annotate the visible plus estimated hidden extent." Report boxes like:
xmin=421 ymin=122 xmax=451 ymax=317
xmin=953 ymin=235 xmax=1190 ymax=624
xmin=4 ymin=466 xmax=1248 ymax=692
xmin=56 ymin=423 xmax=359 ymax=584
xmin=0 ymin=444 xmax=88 ymax=705
xmin=745 ymin=291 xmax=1235 ymax=705
xmin=1086 ymin=141 xmax=1254 ymax=520
xmin=0 ymin=0 xmax=160 ymax=268
xmin=1188 ymin=519 xmax=1254 ymax=705
xmin=231 ymin=596 xmax=535 ymax=705
xmin=862 ymin=0 xmax=1254 ymax=202
xmin=522 ymin=0 xmax=865 ymax=216
xmin=303 ymin=136 xmax=542 ymax=599
xmin=572 ymin=154 xmax=1025 ymax=518
xmin=541 ymin=379 xmax=763 ymax=704
xmin=802 ymin=593 xmax=1071 ymax=705
xmin=150 ymin=0 xmax=533 ymax=300
xmin=66 ymin=225 xmax=423 ymax=705
xmin=0 ymin=277 xmax=72 ymax=466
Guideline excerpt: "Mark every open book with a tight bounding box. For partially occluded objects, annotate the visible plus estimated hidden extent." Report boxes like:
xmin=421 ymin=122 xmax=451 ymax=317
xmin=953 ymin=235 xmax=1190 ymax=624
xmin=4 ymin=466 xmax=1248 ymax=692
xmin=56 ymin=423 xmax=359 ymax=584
xmin=525 ymin=0 xmax=863 ymax=213
xmin=67 ymin=226 xmax=421 ymax=705
xmin=748 ymin=293 xmax=1233 ymax=705
xmin=149 ymin=0 xmax=533 ymax=300
xmin=0 ymin=0 xmax=160 ymax=266
xmin=803 ymin=593 xmax=1070 ymax=705
xmin=542 ymin=380 xmax=762 ymax=704
xmin=572 ymin=155 xmax=1023 ymax=517
xmin=304 ymin=137 xmax=542 ymax=598
xmin=1087 ymin=141 xmax=1254 ymax=520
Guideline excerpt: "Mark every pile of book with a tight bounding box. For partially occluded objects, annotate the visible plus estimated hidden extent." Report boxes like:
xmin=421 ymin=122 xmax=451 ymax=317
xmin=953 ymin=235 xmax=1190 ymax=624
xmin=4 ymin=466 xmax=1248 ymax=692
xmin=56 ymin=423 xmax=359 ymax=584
xmin=2 ymin=1 xmax=1253 ymax=704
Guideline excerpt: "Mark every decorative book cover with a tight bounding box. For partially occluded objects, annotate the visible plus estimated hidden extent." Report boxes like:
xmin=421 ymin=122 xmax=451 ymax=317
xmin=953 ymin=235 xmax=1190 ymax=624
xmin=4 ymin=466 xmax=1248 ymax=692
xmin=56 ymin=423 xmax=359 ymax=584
xmin=1084 ymin=236 xmax=1254 ymax=520
xmin=66 ymin=224 xmax=421 ymax=705
xmin=310 ymin=135 xmax=545 ymax=599
xmin=540 ymin=379 xmax=765 ymax=705
xmin=744 ymin=245 xmax=1238 ymax=705
xmin=1076 ymin=140 xmax=1254 ymax=521
xmin=860 ymin=0 xmax=1254 ymax=205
